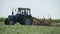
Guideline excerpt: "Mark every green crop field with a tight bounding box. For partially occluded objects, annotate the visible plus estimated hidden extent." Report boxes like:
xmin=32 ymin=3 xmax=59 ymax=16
xmin=0 ymin=18 xmax=60 ymax=34
xmin=0 ymin=21 xmax=60 ymax=34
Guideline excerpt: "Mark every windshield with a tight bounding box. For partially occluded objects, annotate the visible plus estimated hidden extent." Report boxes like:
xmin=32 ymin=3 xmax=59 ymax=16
xmin=17 ymin=10 xmax=31 ymax=15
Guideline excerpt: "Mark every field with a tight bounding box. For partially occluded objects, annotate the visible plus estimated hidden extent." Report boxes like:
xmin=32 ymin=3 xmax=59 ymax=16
xmin=0 ymin=18 xmax=60 ymax=34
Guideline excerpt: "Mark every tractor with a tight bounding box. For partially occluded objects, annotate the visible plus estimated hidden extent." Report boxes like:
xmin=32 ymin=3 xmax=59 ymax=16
xmin=5 ymin=8 xmax=33 ymax=25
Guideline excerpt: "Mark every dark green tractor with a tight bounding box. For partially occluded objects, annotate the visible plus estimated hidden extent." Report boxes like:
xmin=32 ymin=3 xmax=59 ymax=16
xmin=5 ymin=8 xmax=33 ymax=25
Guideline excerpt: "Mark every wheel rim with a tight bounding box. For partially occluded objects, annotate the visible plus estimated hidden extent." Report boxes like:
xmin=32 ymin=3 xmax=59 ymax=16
xmin=25 ymin=19 xmax=31 ymax=25
xmin=9 ymin=20 xmax=14 ymax=25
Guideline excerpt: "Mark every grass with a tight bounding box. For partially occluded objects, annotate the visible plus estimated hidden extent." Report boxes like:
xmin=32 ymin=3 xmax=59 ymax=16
xmin=0 ymin=18 xmax=6 ymax=21
xmin=52 ymin=19 xmax=60 ymax=23
xmin=0 ymin=21 xmax=60 ymax=34
xmin=0 ymin=18 xmax=60 ymax=34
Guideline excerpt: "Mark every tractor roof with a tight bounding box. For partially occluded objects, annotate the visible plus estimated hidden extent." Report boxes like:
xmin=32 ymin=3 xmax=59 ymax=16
xmin=18 ymin=8 xmax=31 ymax=10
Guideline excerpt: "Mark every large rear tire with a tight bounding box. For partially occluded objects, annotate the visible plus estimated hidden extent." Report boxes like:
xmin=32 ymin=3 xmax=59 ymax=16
xmin=23 ymin=18 xmax=32 ymax=25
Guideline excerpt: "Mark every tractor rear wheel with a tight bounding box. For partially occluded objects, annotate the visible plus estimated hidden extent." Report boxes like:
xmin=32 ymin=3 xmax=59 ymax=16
xmin=23 ymin=18 xmax=32 ymax=25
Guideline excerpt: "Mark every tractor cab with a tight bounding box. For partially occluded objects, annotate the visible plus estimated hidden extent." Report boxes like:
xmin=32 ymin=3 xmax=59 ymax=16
xmin=17 ymin=8 xmax=31 ymax=16
xmin=15 ymin=8 xmax=32 ymax=20
xmin=15 ymin=8 xmax=32 ymax=19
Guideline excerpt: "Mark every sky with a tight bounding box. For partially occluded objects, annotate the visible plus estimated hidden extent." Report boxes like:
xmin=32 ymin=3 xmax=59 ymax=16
xmin=0 ymin=0 xmax=60 ymax=19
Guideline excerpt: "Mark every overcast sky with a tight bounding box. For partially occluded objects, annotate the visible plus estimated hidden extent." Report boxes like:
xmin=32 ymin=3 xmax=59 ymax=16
xmin=0 ymin=0 xmax=60 ymax=19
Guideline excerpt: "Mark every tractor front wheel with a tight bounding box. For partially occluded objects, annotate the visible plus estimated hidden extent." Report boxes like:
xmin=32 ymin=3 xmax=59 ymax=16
xmin=5 ymin=19 xmax=15 ymax=25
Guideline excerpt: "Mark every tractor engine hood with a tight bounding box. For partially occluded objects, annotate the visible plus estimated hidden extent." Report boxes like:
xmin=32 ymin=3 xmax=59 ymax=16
xmin=8 ymin=15 xmax=16 ymax=20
